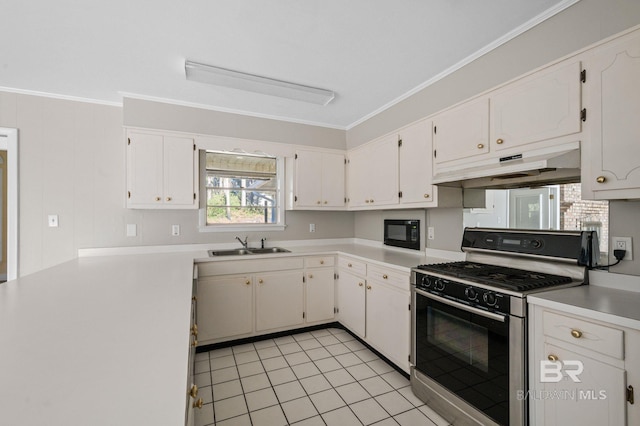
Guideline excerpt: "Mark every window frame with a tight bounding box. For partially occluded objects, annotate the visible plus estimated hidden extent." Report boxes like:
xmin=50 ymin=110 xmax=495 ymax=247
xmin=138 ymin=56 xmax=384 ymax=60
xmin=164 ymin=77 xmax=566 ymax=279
xmin=198 ymin=154 xmax=286 ymax=232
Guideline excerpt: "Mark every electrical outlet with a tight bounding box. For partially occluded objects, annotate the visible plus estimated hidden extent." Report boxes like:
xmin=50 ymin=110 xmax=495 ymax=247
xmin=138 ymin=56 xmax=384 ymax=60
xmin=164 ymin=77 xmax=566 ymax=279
xmin=309 ymin=223 xmax=316 ymax=233
xmin=612 ymin=237 xmax=633 ymax=260
xmin=172 ymin=225 xmax=180 ymax=236
xmin=428 ymin=227 xmax=435 ymax=240
xmin=48 ymin=214 xmax=59 ymax=227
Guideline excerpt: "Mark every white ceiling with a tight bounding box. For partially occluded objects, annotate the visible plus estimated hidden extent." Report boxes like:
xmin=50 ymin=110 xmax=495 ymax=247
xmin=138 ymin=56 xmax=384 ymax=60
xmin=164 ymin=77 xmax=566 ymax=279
xmin=2 ymin=0 xmax=573 ymax=129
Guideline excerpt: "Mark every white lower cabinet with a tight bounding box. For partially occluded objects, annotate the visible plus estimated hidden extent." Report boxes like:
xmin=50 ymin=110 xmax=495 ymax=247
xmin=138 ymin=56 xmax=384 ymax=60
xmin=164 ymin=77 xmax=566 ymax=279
xmin=256 ymin=270 xmax=304 ymax=332
xmin=337 ymin=269 xmax=366 ymax=338
xmin=338 ymin=256 xmax=411 ymax=372
xmin=197 ymin=256 xmax=335 ymax=345
xmin=365 ymin=278 xmax=411 ymax=372
xmin=305 ymin=256 xmax=336 ymax=323
xmin=197 ymin=275 xmax=253 ymax=342
xmin=530 ymin=305 xmax=639 ymax=425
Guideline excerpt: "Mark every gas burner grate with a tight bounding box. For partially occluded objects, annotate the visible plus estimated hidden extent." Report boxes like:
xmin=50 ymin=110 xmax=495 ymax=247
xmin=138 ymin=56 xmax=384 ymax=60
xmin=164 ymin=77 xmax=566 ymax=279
xmin=416 ymin=261 xmax=573 ymax=292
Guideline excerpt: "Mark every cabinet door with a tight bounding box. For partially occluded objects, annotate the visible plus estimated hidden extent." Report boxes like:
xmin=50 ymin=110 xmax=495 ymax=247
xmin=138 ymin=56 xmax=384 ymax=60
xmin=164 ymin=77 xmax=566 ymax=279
xmin=197 ymin=275 xmax=253 ymax=342
xmin=322 ymin=152 xmax=346 ymax=207
xmin=337 ymin=270 xmax=366 ymax=338
xmin=347 ymin=147 xmax=369 ymax=208
xmin=367 ymin=134 xmax=399 ymax=206
xmin=586 ymin=30 xmax=640 ymax=196
xmin=294 ymin=150 xmax=323 ymax=207
xmin=127 ymin=132 xmax=164 ymax=207
xmin=255 ymin=271 xmax=304 ymax=331
xmin=491 ymin=60 xmax=582 ymax=152
xmin=365 ymin=281 xmax=410 ymax=372
xmin=541 ymin=343 xmax=626 ymax=426
xmin=163 ymin=136 xmax=197 ymax=207
xmin=433 ymin=97 xmax=489 ymax=165
xmin=399 ymin=120 xmax=436 ymax=204
xmin=305 ymin=268 xmax=335 ymax=323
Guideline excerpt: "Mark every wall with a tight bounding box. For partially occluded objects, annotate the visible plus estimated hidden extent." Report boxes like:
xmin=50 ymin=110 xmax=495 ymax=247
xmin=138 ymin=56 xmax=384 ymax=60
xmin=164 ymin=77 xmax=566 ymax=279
xmin=0 ymin=92 xmax=354 ymax=277
xmin=123 ymin=98 xmax=346 ymax=150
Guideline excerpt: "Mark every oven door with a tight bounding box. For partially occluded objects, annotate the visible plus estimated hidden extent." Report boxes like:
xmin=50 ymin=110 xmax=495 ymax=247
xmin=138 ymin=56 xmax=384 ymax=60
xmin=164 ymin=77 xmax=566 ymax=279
xmin=413 ymin=288 xmax=517 ymax=426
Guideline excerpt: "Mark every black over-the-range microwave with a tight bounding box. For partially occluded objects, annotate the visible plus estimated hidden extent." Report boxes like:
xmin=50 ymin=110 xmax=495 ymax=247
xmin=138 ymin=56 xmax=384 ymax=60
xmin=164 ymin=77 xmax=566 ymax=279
xmin=383 ymin=219 xmax=420 ymax=250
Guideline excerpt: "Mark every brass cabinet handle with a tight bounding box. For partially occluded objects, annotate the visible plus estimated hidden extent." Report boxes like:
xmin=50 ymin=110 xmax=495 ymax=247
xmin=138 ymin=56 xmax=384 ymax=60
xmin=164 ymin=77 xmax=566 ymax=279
xmin=571 ymin=329 xmax=583 ymax=338
xmin=365 ymin=200 xmax=370 ymax=204
xmin=348 ymin=263 xmax=352 ymax=267
xmin=309 ymin=274 xmax=314 ymax=279
xmin=166 ymin=197 xmax=172 ymax=201
xmin=258 ymin=279 xmax=263 ymax=284
xmin=324 ymin=201 xmax=328 ymax=204
xmin=191 ymin=338 xmax=198 ymax=347
xmin=192 ymin=296 xmax=197 ymax=302
xmin=366 ymin=285 xmax=372 ymax=290
xmin=370 ymin=199 xmax=374 ymax=203
xmin=477 ymin=143 xmax=484 ymax=149
xmin=424 ymin=194 xmax=430 ymax=198
xmin=317 ymin=201 xmax=321 ymax=204
xmin=596 ymin=176 xmax=606 ymax=183
xmin=155 ymin=196 xmax=161 ymax=201
xmin=382 ymin=274 xmax=388 ymax=279
xmin=189 ymin=385 xmax=198 ymax=398
xmin=320 ymin=260 xmax=324 ymax=265
xmin=548 ymin=354 xmax=559 ymax=362
xmin=191 ymin=324 xmax=198 ymax=336
xmin=496 ymin=138 xmax=504 ymax=144
xmin=193 ymin=398 xmax=204 ymax=409
xmin=245 ymin=280 xmax=251 ymax=285
xmin=358 ymin=282 xmax=363 ymax=287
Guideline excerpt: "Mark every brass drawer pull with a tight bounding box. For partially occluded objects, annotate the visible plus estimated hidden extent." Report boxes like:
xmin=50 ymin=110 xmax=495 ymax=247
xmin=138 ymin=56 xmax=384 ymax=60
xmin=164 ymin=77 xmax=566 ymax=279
xmin=571 ymin=329 xmax=583 ymax=339
xmin=382 ymin=274 xmax=388 ymax=279
xmin=245 ymin=280 xmax=251 ymax=285
xmin=348 ymin=263 xmax=352 ymax=267
xmin=477 ymin=143 xmax=484 ymax=149
xmin=496 ymin=138 xmax=504 ymax=144
xmin=320 ymin=260 xmax=324 ymax=265
xmin=548 ymin=354 xmax=559 ymax=362
xmin=367 ymin=285 xmax=372 ymax=290
xmin=596 ymin=176 xmax=606 ymax=183
xmin=358 ymin=282 xmax=363 ymax=287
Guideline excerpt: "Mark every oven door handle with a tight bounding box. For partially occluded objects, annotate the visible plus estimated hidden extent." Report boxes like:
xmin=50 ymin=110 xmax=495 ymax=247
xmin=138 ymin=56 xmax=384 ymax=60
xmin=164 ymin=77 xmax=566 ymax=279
xmin=415 ymin=288 xmax=507 ymax=323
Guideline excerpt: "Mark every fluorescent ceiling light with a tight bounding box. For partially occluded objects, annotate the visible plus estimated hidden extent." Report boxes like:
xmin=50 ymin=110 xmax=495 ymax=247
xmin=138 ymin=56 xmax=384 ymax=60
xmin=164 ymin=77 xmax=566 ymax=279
xmin=185 ymin=60 xmax=335 ymax=106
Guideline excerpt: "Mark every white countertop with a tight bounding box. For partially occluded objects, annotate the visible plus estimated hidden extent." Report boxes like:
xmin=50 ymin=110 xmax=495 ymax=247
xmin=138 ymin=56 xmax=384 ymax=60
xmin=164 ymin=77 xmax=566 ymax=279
xmin=0 ymin=252 xmax=197 ymax=426
xmin=0 ymin=241 xmax=437 ymax=426
xmin=528 ymin=285 xmax=640 ymax=330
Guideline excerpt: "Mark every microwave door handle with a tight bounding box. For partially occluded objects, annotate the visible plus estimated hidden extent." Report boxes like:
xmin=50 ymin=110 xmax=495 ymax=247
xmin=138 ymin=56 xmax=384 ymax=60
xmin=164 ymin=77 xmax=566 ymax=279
xmin=415 ymin=288 xmax=507 ymax=323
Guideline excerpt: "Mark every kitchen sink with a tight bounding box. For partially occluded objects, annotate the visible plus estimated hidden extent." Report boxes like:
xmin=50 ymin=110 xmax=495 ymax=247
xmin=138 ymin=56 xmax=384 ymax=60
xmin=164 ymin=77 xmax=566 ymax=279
xmin=208 ymin=247 xmax=291 ymax=256
xmin=248 ymin=247 xmax=291 ymax=254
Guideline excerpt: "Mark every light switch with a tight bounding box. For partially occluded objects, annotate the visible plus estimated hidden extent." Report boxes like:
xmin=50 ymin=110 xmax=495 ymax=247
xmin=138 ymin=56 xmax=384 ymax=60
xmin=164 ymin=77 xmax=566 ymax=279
xmin=48 ymin=215 xmax=59 ymax=227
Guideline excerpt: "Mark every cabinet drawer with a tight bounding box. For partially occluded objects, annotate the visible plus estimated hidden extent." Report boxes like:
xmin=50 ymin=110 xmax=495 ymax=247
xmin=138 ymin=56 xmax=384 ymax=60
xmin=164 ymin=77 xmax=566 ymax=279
xmin=305 ymin=256 xmax=335 ymax=268
xmin=367 ymin=264 xmax=409 ymax=290
xmin=198 ymin=257 xmax=304 ymax=276
xmin=543 ymin=310 xmax=624 ymax=360
xmin=338 ymin=257 xmax=367 ymax=275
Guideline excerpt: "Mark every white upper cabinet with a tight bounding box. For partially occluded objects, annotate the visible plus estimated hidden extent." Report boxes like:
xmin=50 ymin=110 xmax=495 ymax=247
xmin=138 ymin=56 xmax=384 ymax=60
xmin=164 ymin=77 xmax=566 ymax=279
xmin=126 ymin=129 xmax=198 ymax=209
xmin=490 ymin=60 xmax=582 ymax=152
xmin=398 ymin=120 xmax=436 ymax=204
xmin=290 ymin=149 xmax=345 ymax=209
xmin=433 ymin=60 xmax=582 ymax=175
xmin=347 ymin=134 xmax=399 ymax=208
xmin=433 ymin=97 xmax=490 ymax=166
xmin=583 ymin=28 xmax=640 ymax=199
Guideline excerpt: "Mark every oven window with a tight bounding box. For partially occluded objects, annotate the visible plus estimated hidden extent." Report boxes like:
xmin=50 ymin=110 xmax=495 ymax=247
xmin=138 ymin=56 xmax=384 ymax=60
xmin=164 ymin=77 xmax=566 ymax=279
xmin=387 ymin=225 xmax=407 ymax=241
xmin=429 ymin=308 xmax=489 ymax=373
xmin=415 ymin=294 xmax=510 ymax=425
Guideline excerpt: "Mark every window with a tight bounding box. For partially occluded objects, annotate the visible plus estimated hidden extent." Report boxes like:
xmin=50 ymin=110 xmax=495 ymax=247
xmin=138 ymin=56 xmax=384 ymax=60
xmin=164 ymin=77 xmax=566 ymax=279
xmin=203 ymin=151 xmax=284 ymax=230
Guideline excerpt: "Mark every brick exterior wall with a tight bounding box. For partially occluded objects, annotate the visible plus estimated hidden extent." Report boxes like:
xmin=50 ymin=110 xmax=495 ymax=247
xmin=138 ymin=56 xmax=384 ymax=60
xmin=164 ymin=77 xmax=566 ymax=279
xmin=560 ymin=183 xmax=609 ymax=252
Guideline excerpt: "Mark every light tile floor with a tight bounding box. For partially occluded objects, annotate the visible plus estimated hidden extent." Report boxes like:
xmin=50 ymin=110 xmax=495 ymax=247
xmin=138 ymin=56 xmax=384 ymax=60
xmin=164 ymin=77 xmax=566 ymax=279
xmin=193 ymin=327 xmax=451 ymax=426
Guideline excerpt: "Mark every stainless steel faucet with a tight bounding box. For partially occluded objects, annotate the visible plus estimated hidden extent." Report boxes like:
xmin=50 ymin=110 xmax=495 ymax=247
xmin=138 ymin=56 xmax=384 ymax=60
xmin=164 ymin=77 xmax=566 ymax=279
xmin=235 ymin=236 xmax=248 ymax=249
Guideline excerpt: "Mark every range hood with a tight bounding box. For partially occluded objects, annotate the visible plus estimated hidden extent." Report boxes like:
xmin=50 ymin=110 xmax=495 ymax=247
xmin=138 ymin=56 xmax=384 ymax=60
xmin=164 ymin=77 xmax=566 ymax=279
xmin=433 ymin=141 xmax=581 ymax=189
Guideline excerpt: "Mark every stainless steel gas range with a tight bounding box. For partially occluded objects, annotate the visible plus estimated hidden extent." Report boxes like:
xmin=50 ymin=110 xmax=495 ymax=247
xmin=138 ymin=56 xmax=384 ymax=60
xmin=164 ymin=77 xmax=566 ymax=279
xmin=410 ymin=228 xmax=599 ymax=426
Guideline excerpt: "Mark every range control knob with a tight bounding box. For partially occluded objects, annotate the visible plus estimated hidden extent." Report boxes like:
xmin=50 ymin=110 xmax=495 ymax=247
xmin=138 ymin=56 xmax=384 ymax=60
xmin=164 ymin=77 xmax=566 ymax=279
xmin=420 ymin=276 xmax=433 ymax=288
xmin=434 ymin=279 xmax=446 ymax=292
xmin=465 ymin=287 xmax=478 ymax=301
xmin=483 ymin=292 xmax=497 ymax=306
xmin=531 ymin=239 xmax=542 ymax=249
